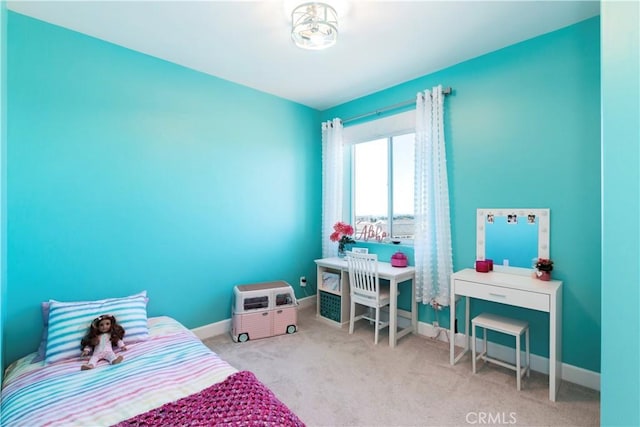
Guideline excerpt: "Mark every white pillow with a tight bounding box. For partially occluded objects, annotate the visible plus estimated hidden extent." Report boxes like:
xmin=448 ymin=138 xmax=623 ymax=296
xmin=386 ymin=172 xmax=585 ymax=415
xmin=44 ymin=291 xmax=148 ymax=364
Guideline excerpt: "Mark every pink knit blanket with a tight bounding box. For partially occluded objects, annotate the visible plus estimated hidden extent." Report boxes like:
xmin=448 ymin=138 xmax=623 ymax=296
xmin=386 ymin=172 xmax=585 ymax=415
xmin=116 ymin=371 xmax=305 ymax=426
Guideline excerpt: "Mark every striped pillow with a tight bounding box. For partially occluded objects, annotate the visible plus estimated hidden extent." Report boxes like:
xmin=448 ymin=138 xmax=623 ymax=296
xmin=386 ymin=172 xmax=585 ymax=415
xmin=44 ymin=291 xmax=149 ymax=364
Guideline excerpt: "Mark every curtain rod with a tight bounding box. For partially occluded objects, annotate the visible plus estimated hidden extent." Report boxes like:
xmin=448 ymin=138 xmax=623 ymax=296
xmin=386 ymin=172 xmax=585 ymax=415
xmin=341 ymin=86 xmax=452 ymax=125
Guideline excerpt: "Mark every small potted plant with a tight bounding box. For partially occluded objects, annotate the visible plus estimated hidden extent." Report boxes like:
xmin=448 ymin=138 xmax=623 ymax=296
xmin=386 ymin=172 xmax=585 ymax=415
xmin=330 ymin=221 xmax=356 ymax=257
xmin=535 ymin=258 xmax=554 ymax=281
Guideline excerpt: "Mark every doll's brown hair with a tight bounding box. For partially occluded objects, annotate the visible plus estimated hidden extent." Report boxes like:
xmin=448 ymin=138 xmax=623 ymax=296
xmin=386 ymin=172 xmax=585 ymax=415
xmin=80 ymin=314 xmax=125 ymax=349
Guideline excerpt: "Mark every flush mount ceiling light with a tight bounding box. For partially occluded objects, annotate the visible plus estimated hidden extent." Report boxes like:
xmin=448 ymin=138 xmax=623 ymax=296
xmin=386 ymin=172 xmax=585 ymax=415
xmin=291 ymin=2 xmax=338 ymax=50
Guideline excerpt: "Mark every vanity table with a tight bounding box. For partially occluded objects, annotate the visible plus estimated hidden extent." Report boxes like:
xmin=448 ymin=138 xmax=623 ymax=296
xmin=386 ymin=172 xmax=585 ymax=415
xmin=450 ymin=208 xmax=562 ymax=401
xmin=449 ymin=268 xmax=562 ymax=401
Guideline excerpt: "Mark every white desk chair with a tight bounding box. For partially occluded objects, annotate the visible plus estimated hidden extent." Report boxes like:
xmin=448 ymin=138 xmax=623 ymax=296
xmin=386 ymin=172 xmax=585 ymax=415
xmin=346 ymin=252 xmax=391 ymax=344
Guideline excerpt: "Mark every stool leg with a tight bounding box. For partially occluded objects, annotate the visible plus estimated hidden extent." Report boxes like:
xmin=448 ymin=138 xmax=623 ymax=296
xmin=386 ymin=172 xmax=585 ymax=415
xmin=483 ymin=327 xmax=487 ymax=360
xmin=526 ymin=327 xmax=530 ymax=377
xmin=516 ymin=334 xmax=521 ymax=391
xmin=472 ymin=323 xmax=477 ymax=374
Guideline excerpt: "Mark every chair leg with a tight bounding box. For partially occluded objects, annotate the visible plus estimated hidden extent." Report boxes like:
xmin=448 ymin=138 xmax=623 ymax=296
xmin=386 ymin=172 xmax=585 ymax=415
xmin=349 ymin=301 xmax=355 ymax=335
xmin=374 ymin=307 xmax=380 ymax=345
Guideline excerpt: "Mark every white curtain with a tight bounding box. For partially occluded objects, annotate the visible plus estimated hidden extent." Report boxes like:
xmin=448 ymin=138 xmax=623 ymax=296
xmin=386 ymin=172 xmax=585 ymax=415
xmin=321 ymin=118 xmax=344 ymax=258
xmin=414 ymin=86 xmax=453 ymax=306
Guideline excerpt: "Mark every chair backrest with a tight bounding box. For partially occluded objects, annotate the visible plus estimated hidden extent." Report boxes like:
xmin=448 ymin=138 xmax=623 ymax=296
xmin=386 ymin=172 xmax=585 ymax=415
xmin=346 ymin=252 xmax=380 ymax=301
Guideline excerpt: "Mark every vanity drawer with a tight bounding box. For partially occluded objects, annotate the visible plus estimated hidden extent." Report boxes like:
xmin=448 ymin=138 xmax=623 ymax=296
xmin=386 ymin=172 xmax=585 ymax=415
xmin=455 ymin=279 xmax=550 ymax=312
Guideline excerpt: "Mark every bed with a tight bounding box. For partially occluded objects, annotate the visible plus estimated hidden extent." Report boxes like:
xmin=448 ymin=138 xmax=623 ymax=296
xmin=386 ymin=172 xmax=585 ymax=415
xmin=1 ymin=315 xmax=304 ymax=426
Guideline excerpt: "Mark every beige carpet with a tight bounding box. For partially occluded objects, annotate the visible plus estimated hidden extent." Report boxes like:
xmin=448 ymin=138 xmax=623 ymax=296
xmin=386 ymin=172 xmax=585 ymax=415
xmin=203 ymin=306 xmax=599 ymax=427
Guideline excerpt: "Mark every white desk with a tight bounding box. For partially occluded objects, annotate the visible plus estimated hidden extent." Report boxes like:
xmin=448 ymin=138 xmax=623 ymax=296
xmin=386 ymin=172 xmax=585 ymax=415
xmin=314 ymin=257 xmax=416 ymax=348
xmin=449 ymin=268 xmax=562 ymax=401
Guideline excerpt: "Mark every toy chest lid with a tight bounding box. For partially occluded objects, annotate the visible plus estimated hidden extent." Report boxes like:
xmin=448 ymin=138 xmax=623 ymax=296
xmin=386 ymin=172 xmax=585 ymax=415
xmin=235 ymin=280 xmax=290 ymax=293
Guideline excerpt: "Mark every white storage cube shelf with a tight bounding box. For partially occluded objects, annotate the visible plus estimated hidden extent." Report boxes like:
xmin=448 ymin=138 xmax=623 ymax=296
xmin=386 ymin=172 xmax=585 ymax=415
xmin=231 ymin=281 xmax=298 ymax=343
xmin=316 ymin=267 xmax=352 ymax=327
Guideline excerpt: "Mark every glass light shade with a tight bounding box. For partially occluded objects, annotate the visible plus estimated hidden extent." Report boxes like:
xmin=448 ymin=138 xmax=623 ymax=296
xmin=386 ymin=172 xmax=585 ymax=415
xmin=291 ymin=2 xmax=338 ymax=50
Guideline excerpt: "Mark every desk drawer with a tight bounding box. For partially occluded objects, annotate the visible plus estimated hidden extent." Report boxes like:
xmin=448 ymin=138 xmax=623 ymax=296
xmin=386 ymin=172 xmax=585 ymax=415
xmin=455 ymin=280 xmax=550 ymax=312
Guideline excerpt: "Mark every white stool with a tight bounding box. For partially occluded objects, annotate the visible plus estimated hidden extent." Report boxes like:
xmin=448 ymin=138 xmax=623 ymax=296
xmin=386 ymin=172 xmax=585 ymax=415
xmin=472 ymin=313 xmax=530 ymax=391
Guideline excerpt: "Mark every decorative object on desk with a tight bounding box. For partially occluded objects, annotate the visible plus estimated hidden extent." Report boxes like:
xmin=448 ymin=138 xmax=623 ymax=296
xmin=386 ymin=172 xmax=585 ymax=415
xmin=486 ymin=259 xmax=494 ymax=271
xmin=475 ymin=260 xmax=491 ymax=273
xmin=535 ymin=257 xmax=554 ymax=281
xmin=356 ymin=222 xmax=388 ymax=242
xmin=391 ymin=251 xmax=408 ymax=267
xmin=330 ymin=221 xmax=356 ymax=257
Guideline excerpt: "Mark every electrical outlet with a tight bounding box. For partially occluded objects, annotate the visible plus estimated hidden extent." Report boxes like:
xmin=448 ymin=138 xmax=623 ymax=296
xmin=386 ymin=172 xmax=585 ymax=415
xmin=300 ymin=276 xmax=307 ymax=287
xmin=432 ymin=321 xmax=439 ymax=329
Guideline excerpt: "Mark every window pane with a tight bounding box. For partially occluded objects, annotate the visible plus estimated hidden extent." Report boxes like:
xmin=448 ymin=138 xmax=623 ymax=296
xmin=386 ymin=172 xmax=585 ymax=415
xmin=392 ymin=133 xmax=415 ymax=239
xmin=354 ymin=139 xmax=388 ymax=240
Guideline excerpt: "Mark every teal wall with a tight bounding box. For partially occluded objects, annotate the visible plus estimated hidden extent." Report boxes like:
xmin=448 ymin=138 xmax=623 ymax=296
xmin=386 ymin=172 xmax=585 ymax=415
xmin=601 ymin=2 xmax=640 ymax=425
xmin=4 ymin=12 xmax=321 ymax=366
xmin=2 ymin=9 xmax=607 ymax=380
xmin=323 ymin=18 xmax=601 ymax=373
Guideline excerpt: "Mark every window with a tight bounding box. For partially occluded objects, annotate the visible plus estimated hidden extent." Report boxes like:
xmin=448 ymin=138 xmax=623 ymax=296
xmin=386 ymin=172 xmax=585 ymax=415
xmin=243 ymin=296 xmax=268 ymax=311
xmin=275 ymin=293 xmax=293 ymax=306
xmin=352 ymin=132 xmax=415 ymax=241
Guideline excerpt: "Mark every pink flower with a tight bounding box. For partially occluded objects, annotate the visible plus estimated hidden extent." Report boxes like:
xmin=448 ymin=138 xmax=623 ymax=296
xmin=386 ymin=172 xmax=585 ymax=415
xmin=330 ymin=222 xmax=356 ymax=248
xmin=333 ymin=222 xmax=354 ymax=236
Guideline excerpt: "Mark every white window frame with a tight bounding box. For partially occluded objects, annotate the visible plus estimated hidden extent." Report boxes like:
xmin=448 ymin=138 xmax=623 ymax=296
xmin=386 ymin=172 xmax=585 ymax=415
xmin=343 ymin=110 xmax=416 ymax=244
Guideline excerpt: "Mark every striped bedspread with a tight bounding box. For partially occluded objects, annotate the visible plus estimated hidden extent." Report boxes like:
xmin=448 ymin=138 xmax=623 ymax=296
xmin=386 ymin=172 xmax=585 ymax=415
xmin=1 ymin=316 xmax=238 ymax=427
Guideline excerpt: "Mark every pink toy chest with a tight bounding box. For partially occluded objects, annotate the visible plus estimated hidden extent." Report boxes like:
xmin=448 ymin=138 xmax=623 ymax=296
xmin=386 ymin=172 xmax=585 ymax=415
xmin=231 ymin=281 xmax=298 ymax=343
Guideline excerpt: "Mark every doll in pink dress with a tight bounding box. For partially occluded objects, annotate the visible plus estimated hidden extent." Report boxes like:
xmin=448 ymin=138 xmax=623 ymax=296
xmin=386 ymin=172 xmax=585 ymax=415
xmin=80 ymin=314 xmax=127 ymax=370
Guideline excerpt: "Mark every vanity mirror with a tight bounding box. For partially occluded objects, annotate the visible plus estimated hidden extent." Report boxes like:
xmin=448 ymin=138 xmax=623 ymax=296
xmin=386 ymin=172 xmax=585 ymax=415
xmin=476 ymin=208 xmax=550 ymax=270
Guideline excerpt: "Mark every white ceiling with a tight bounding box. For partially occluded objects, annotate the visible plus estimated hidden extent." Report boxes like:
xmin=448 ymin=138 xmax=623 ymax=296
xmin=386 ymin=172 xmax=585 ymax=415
xmin=7 ymin=0 xmax=600 ymax=110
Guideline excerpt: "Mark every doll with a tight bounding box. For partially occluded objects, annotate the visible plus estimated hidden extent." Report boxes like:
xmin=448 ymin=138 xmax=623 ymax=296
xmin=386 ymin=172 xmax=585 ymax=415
xmin=80 ymin=314 xmax=127 ymax=370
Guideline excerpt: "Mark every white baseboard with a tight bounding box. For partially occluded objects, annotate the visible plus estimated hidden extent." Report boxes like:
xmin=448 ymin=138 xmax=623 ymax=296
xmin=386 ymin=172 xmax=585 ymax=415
xmin=417 ymin=322 xmax=600 ymax=391
xmin=561 ymin=363 xmax=600 ymax=391
xmin=192 ymin=318 xmax=231 ymax=340
xmin=191 ymin=295 xmax=316 ymax=341
xmin=297 ymin=295 xmax=316 ymax=309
